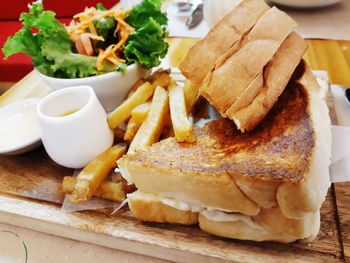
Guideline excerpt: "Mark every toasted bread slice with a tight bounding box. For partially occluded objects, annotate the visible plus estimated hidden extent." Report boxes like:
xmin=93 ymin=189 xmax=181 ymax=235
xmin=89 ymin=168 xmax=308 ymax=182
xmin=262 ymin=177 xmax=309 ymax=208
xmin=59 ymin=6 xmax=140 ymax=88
xmin=179 ymin=0 xmax=269 ymax=85
xmin=200 ymin=7 xmax=297 ymax=113
xmin=118 ymin=65 xmax=331 ymax=221
xmin=226 ymin=32 xmax=308 ymax=132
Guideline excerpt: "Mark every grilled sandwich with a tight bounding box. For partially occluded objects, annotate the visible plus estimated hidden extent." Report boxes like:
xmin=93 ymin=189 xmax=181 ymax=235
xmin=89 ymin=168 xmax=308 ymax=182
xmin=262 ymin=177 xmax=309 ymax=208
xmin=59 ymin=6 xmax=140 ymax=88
xmin=118 ymin=63 xmax=331 ymax=243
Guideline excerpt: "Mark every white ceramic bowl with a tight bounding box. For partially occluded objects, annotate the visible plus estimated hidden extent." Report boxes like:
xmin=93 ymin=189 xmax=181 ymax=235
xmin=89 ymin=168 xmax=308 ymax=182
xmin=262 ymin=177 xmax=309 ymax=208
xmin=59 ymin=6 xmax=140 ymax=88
xmin=269 ymin=0 xmax=343 ymax=8
xmin=0 ymin=98 xmax=42 ymax=155
xmin=36 ymin=64 xmax=149 ymax=112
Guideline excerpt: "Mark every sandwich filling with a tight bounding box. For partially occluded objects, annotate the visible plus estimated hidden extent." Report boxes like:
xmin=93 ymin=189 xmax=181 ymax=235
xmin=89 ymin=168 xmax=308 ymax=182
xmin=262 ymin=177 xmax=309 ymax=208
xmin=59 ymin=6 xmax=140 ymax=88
xmin=127 ymin=190 xmax=264 ymax=229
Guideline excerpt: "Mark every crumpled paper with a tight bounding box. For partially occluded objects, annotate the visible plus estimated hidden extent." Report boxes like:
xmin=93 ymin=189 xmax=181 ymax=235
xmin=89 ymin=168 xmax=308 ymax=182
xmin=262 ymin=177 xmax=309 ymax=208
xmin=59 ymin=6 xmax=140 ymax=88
xmin=61 ymin=170 xmax=122 ymax=213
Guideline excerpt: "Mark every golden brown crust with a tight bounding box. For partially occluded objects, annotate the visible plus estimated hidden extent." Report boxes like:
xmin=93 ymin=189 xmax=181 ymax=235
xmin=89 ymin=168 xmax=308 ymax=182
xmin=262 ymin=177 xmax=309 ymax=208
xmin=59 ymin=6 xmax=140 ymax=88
xmin=121 ymin=77 xmax=314 ymax=183
xmin=226 ymin=32 xmax=308 ymax=132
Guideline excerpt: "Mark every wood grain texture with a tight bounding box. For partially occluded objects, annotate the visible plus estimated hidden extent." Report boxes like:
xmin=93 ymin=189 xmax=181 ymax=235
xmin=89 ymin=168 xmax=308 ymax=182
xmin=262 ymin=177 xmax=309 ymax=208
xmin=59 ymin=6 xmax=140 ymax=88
xmin=334 ymin=183 xmax=350 ymax=262
xmin=304 ymin=40 xmax=350 ymax=86
xmin=0 ymin=148 xmax=72 ymax=203
xmin=0 ymin=71 xmax=51 ymax=107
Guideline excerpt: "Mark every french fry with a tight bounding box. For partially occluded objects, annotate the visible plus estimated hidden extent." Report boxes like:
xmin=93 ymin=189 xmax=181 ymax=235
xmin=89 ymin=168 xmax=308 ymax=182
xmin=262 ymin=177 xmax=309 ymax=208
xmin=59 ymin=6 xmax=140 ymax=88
xmin=62 ymin=176 xmax=125 ymax=202
xmin=124 ymin=118 xmax=141 ymax=142
xmin=131 ymin=102 xmax=151 ymax=124
xmin=169 ymin=84 xmax=195 ymax=143
xmin=183 ymin=79 xmax=199 ymax=114
xmin=70 ymin=144 xmax=127 ymax=203
xmin=127 ymin=70 xmax=170 ymax=99
xmin=128 ymin=86 xmax=169 ymax=154
xmin=127 ymin=78 xmax=145 ymax=99
xmin=150 ymin=71 xmax=171 ymax=89
xmin=124 ymin=102 xmax=152 ymax=143
xmin=108 ymin=82 xmax=154 ymax=129
xmin=147 ymin=69 xmax=171 ymax=89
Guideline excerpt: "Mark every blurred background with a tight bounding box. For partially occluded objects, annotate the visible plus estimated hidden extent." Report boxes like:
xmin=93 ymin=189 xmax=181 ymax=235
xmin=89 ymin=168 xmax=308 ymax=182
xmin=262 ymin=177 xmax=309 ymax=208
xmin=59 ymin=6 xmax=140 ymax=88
xmin=0 ymin=0 xmax=349 ymax=86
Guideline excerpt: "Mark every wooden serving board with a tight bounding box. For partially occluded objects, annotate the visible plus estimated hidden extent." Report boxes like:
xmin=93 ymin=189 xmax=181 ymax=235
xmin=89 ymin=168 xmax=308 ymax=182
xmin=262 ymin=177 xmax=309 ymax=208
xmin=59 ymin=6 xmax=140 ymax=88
xmin=0 ymin=38 xmax=349 ymax=262
xmin=0 ymin=149 xmax=345 ymax=263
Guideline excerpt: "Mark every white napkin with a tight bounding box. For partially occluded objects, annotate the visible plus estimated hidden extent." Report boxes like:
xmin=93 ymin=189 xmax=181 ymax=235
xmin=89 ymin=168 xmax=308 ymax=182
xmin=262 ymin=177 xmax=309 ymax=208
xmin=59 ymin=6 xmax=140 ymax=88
xmin=61 ymin=170 xmax=116 ymax=212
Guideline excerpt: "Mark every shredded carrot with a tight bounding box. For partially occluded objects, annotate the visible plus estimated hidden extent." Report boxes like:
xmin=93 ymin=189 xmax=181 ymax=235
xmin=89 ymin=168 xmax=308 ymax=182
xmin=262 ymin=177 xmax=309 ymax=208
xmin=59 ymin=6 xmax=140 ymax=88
xmin=106 ymin=56 xmax=125 ymax=64
xmin=111 ymin=35 xmax=128 ymax=53
xmin=97 ymin=45 xmax=115 ymax=70
xmin=67 ymin=5 xmax=134 ymax=71
xmin=115 ymin=17 xmax=134 ymax=32
xmin=74 ymin=7 xmax=96 ymax=19
xmin=114 ymin=21 xmax=121 ymax=37
xmin=88 ymin=21 xmax=97 ymax=35
xmin=83 ymin=33 xmax=104 ymax=41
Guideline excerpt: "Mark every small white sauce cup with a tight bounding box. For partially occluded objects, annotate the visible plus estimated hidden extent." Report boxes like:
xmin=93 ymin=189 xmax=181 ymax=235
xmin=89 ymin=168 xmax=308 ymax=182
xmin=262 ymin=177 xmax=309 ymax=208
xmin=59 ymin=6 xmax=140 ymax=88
xmin=37 ymin=86 xmax=114 ymax=169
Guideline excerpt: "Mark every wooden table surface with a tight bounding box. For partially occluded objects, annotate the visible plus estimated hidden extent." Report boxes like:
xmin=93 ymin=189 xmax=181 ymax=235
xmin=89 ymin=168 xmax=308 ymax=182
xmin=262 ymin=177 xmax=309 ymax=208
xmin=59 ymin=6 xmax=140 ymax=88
xmin=0 ymin=38 xmax=349 ymax=262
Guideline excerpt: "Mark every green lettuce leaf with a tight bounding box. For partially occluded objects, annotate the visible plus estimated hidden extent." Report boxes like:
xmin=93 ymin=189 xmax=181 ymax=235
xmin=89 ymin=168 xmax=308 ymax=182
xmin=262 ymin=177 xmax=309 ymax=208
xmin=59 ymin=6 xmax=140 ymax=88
xmin=124 ymin=0 xmax=168 ymax=69
xmin=126 ymin=0 xmax=167 ymax=28
xmin=41 ymin=39 xmax=98 ymax=78
xmin=96 ymin=2 xmax=107 ymax=11
xmin=2 ymin=1 xmax=48 ymax=68
xmin=2 ymin=0 xmax=98 ymax=78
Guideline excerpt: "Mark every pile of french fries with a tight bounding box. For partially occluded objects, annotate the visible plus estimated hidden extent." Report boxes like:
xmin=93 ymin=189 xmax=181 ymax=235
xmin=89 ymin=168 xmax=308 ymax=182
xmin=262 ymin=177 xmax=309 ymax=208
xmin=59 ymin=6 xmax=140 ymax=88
xmin=62 ymin=69 xmax=199 ymax=204
xmin=108 ymin=69 xmax=198 ymax=153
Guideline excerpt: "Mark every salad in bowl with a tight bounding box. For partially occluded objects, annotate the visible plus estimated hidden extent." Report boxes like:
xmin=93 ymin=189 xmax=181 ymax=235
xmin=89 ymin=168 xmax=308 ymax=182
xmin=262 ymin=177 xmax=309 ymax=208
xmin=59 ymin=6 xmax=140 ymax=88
xmin=2 ymin=0 xmax=169 ymax=110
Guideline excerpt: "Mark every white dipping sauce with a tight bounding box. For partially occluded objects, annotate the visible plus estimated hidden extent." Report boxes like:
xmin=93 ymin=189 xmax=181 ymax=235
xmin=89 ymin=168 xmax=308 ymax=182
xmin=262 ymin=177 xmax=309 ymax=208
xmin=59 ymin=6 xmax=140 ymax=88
xmin=0 ymin=101 xmax=40 ymax=151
